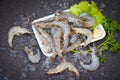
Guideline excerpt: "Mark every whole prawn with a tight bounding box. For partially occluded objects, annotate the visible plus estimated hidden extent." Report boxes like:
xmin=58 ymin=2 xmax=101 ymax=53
xmin=79 ymin=46 xmax=100 ymax=71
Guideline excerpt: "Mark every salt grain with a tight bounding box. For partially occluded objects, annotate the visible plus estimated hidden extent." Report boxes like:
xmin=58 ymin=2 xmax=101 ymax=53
xmin=42 ymin=57 xmax=50 ymax=69
xmin=9 ymin=49 xmax=17 ymax=57
xmin=27 ymin=64 xmax=36 ymax=72
xmin=20 ymin=71 xmax=27 ymax=79
xmin=30 ymin=39 xmax=37 ymax=46
xmin=3 ymin=75 xmax=9 ymax=80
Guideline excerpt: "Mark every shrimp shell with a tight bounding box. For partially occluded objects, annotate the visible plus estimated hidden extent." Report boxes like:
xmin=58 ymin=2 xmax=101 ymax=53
xmin=8 ymin=26 xmax=31 ymax=48
xmin=47 ymin=61 xmax=80 ymax=78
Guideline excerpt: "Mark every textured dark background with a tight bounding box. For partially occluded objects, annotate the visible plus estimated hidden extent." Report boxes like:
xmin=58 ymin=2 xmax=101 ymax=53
xmin=0 ymin=0 xmax=120 ymax=80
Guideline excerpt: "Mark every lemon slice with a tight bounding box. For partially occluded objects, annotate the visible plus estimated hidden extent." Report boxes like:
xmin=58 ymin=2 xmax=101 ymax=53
xmin=93 ymin=25 xmax=104 ymax=39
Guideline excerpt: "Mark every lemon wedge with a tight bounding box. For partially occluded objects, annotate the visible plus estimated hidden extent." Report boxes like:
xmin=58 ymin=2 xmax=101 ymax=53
xmin=93 ymin=25 xmax=104 ymax=39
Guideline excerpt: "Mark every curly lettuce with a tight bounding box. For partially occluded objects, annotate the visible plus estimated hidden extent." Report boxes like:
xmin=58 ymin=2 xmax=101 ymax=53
xmin=70 ymin=1 xmax=90 ymax=16
xmin=69 ymin=1 xmax=105 ymax=25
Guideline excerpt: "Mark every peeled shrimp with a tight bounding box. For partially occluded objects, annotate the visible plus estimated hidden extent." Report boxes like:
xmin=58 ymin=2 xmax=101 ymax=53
xmin=72 ymin=28 xmax=93 ymax=47
xmin=8 ymin=26 xmax=31 ymax=48
xmin=24 ymin=46 xmax=41 ymax=63
xmin=79 ymin=12 xmax=96 ymax=27
xmin=79 ymin=46 xmax=100 ymax=71
xmin=47 ymin=61 xmax=80 ymax=78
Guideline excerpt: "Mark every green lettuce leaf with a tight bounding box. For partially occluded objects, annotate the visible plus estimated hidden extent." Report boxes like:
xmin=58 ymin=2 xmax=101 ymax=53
xmin=69 ymin=1 xmax=105 ymax=25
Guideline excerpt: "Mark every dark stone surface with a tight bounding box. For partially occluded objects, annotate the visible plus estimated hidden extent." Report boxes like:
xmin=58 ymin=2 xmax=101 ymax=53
xmin=0 ymin=0 xmax=120 ymax=80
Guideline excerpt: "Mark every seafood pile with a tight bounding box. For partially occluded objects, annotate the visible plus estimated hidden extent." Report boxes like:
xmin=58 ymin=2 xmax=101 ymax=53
xmin=31 ymin=11 xmax=105 ymax=77
xmin=8 ymin=11 xmax=106 ymax=79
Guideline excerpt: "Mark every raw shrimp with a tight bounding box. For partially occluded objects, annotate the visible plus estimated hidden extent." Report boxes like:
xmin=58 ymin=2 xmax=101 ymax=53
xmin=35 ymin=21 xmax=71 ymax=50
xmin=79 ymin=12 xmax=96 ymax=27
xmin=8 ymin=26 xmax=31 ymax=48
xmin=79 ymin=46 xmax=100 ymax=71
xmin=50 ymin=21 xmax=71 ymax=50
xmin=34 ymin=28 xmax=54 ymax=57
xmin=37 ymin=28 xmax=57 ymax=57
xmin=55 ymin=12 xmax=83 ymax=27
xmin=24 ymin=46 xmax=41 ymax=63
xmin=51 ymin=28 xmax=64 ymax=61
xmin=72 ymin=28 xmax=93 ymax=47
xmin=47 ymin=61 xmax=80 ymax=78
